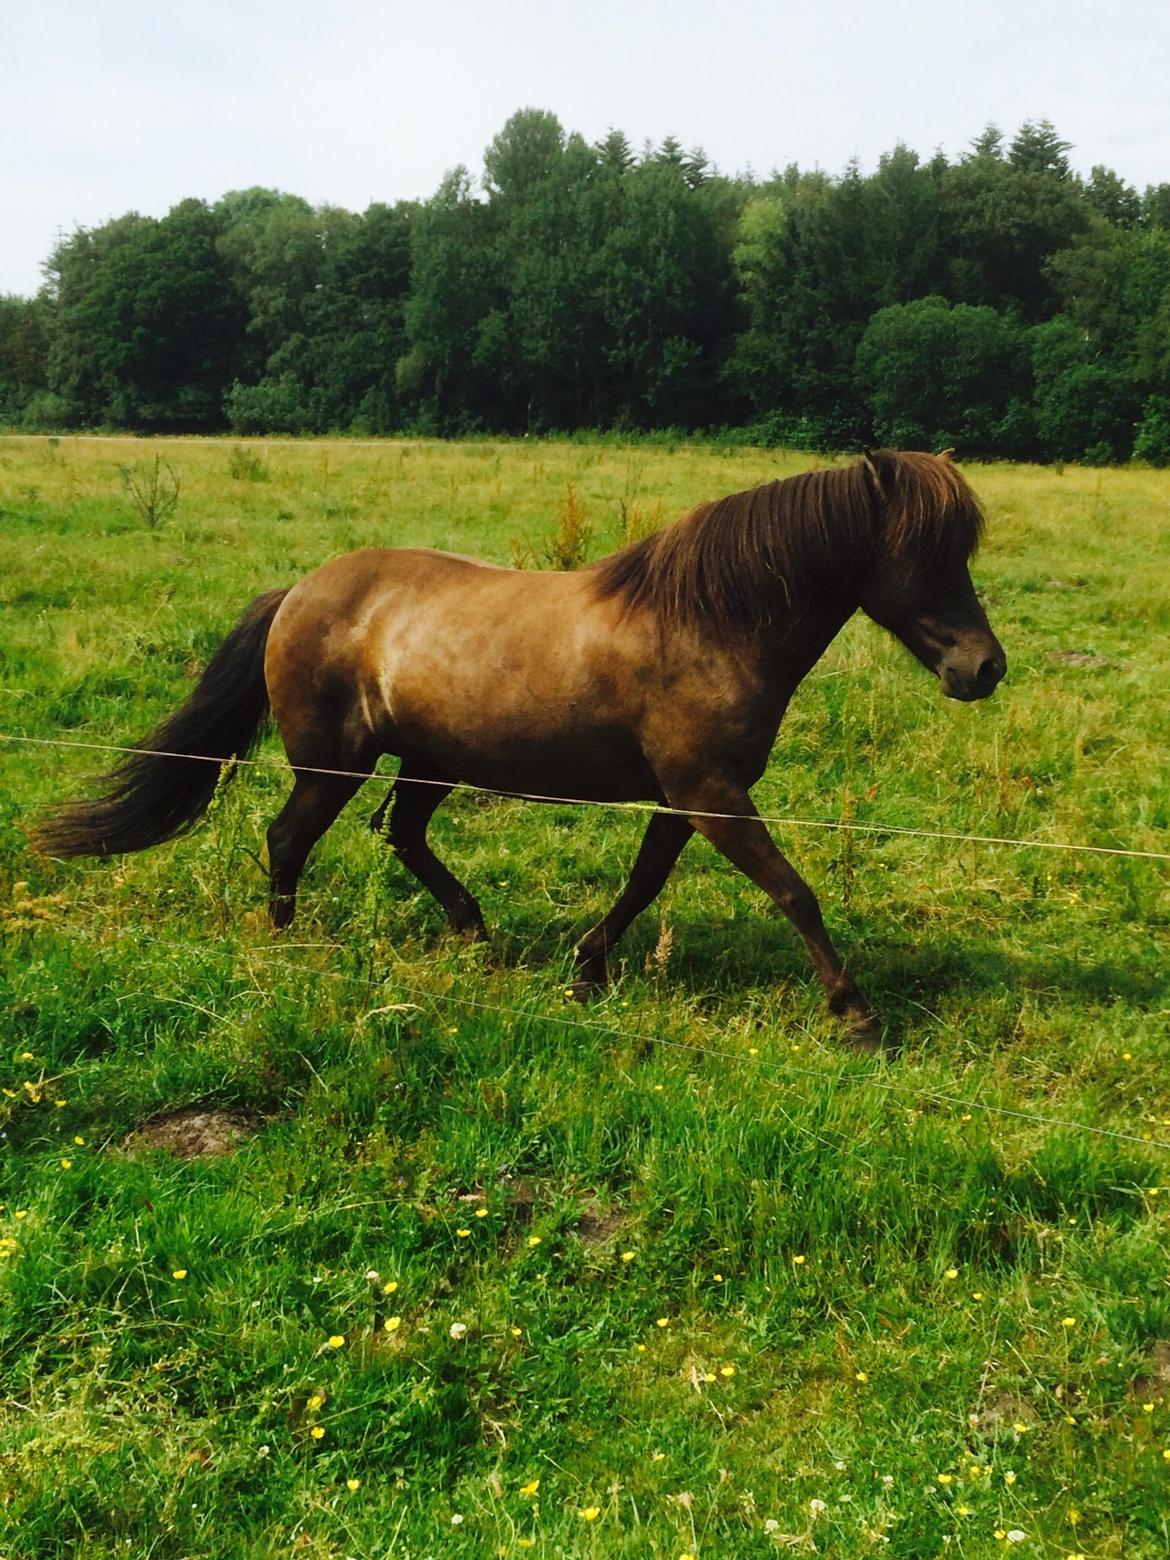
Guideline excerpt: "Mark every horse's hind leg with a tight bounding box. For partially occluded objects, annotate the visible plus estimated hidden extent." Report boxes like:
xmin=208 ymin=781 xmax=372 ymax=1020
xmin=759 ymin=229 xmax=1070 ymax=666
xmin=570 ymin=811 xmax=694 ymax=997
xmin=382 ymin=761 xmax=486 ymax=939
xmin=268 ymin=769 xmax=370 ymax=929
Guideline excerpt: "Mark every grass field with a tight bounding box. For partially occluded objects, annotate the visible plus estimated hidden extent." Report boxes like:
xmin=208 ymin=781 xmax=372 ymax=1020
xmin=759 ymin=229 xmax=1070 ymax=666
xmin=1 ymin=434 xmax=1168 ymax=1558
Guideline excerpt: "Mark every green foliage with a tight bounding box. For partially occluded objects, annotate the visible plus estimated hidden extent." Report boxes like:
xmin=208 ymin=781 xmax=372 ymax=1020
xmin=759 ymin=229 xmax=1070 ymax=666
xmin=1032 ymin=316 xmax=1137 ymax=463
xmin=1133 ymin=395 xmax=1170 ymax=464
xmin=855 ymin=296 xmax=1030 ymax=454
xmin=4 ymin=112 xmax=1170 ymax=460
xmin=45 ymin=201 xmax=247 ymax=431
xmin=0 ymin=294 xmax=50 ymax=422
xmin=224 ymin=371 xmax=314 ymax=435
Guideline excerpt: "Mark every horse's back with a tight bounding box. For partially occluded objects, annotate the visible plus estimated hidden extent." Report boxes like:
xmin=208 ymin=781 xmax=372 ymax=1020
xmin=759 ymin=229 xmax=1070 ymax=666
xmin=263 ymin=546 xmax=660 ymax=795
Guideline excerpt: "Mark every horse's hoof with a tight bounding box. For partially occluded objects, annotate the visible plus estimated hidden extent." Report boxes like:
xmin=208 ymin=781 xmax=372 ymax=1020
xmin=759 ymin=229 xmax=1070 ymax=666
xmin=841 ymin=1015 xmax=887 ymax=1055
xmin=565 ymin=976 xmax=604 ymax=1004
xmin=453 ymin=920 xmax=488 ymax=944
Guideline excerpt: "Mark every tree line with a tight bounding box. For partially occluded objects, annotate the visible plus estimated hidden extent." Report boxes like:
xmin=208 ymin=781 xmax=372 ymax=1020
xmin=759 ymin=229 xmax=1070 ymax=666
xmin=2 ymin=110 xmax=1170 ymax=462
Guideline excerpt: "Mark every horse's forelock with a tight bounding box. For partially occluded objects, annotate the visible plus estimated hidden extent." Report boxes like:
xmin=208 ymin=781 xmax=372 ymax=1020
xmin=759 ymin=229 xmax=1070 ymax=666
xmin=875 ymin=449 xmax=986 ymax=560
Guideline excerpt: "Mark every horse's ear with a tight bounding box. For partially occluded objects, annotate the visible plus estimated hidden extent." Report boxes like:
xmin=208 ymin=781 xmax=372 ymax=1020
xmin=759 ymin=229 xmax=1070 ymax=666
xmin=938 ymin=447 xmax=956 ymax=463
xmin=861 ymin=447 xmax=895 ymax=500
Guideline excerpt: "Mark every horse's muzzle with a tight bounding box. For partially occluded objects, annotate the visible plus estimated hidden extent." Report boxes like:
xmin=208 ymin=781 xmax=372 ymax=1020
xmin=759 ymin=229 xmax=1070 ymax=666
xmin=941 ymin=649 xmax=1007 ymax=702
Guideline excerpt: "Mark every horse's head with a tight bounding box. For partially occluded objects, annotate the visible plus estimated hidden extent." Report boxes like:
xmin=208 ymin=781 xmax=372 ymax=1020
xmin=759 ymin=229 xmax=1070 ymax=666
xmin=856 ymin=450 xmax=1006 ymax=702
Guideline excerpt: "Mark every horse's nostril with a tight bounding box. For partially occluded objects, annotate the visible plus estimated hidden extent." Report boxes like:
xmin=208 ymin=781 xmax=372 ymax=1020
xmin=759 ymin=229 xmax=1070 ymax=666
xmin=977 ymin=656 xmax=1002 ymax=688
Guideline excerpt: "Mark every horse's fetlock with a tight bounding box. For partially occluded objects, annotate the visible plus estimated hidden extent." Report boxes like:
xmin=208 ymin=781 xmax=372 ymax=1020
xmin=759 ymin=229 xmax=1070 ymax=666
xmin=828 ymin=976 xmax=865 ymax=1016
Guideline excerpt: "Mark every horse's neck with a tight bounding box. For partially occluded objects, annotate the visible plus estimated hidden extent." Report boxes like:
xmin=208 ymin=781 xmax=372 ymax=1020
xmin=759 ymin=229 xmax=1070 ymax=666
xmin=757 ymin=579 xmax=861 ymax=697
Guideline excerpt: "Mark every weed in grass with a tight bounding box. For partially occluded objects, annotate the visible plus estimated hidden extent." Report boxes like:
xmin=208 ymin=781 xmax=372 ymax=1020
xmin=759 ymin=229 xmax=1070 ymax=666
xmin=227 ymin=445 xmax=271 ymax=482
xmin=117 ymin=451 xmax=181 ymax=527
xmin=512 ymin=478 xmax=594 ymax=570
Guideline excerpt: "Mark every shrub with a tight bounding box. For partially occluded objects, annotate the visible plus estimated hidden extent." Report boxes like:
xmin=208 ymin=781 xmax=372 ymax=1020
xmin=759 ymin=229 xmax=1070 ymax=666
xmin=223 ymin=374 xmax=313 ymax=436
xmin=1133 ymin=396 xmax=1170 ymax=466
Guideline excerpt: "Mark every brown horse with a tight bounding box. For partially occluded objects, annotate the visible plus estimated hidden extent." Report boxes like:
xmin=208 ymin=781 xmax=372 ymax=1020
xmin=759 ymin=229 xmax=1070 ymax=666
xmin=35 ymin=449 xmax=1005 ymax=1050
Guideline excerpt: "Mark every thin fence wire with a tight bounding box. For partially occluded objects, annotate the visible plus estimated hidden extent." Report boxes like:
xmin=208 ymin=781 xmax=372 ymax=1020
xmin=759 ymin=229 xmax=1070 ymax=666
xmin=4 ymin=730 xmax=1169 ymax=864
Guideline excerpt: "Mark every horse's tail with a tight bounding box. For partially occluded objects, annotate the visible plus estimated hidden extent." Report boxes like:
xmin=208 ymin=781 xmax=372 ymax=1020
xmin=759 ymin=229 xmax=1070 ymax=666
xmin=33 ymin=587 xmax=290 ymax=858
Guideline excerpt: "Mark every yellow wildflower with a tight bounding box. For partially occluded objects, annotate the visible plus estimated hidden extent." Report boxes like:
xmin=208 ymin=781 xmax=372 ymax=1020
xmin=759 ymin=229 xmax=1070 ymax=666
xmin=172 ymin=1269 xmax=187 ymax=1280
xmin=328 ymin=1334 xmax=345 ymax=1349
xmin=621 ymin=1250 xmax=636 ymax=1262
xmin=579 ymin=1506 xmax=600 ymax=1521
xmin=346 ymin=1477 xmax=360 ymax=1491
xmin=456 ymin=1228 xmax=471 ymax=1238
xmin=311 ymin=1426 xmax=325 ymax=1440
xmin=527 ymin=1235 xmax=542 ymax=1248
xmin=519 ymin=1478 xmax=540 ymax=1497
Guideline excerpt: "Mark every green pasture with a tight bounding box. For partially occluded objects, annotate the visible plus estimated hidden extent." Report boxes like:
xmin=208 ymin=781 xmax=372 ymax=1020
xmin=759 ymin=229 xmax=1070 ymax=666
xmin=1 ymin=435 xmax=1168 ymax=1557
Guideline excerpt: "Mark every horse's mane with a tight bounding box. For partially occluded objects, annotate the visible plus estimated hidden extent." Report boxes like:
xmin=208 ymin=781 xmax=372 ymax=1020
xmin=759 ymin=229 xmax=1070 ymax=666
xmin=590 ymin=450 xmax=985 ymax=632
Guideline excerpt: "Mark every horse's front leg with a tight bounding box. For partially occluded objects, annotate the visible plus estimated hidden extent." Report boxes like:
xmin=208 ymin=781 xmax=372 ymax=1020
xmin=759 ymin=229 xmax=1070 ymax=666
xmin=668 ymin=779 xmax=885 ymax=1052
xmin=570 ymin=811 xmax=694 ymax=997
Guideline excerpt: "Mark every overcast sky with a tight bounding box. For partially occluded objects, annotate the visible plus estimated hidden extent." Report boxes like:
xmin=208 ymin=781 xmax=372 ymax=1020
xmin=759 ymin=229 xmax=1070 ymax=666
xmin=3 ymin=0 xmax=1168 ymax=297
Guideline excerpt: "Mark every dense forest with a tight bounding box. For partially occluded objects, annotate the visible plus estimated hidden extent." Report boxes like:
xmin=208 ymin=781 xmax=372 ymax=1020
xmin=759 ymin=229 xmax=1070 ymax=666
xmin=3 ymin=110 xmax=1170 ymax=462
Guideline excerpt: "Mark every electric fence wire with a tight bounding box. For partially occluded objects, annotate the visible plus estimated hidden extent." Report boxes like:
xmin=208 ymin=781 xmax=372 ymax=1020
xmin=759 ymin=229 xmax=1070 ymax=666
xmin=4 ymin=730 xmax=1169 ymax=863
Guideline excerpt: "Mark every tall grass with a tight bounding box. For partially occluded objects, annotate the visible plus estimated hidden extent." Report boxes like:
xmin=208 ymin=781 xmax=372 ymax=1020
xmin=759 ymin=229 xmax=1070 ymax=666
xmin=1 ymin=435 xmax=1168 ymax=1557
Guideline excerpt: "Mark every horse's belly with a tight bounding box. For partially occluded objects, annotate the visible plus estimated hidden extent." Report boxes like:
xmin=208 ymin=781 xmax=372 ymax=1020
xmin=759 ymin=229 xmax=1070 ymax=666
xmin=392 ymin=699 xmax=659 ymax=802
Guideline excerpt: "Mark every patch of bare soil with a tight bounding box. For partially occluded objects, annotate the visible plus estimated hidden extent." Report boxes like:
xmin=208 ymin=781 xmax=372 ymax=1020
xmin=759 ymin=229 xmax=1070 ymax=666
xmin=575 ymin=1199 xmax=628 ymax=1248
xmin=1053 ymin=649 xmax=1113 ymax=667
xmin=123 ymin=1104 xmax=261 ymax=1159
xmin=1132 ymin=1340 xmax=1170 ymax=1402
